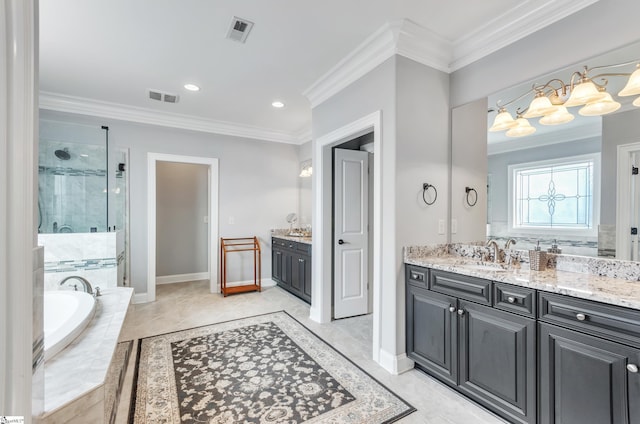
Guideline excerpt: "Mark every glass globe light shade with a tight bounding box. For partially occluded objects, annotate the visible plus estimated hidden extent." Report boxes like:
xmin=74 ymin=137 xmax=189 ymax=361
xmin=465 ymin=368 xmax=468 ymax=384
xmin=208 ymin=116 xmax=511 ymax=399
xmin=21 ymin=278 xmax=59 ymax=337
xmin=505 ymin=118 xmax=536 ymax=137
xmin=539 ymin=107 xmax=575 ymax=125
xmin=579 ymin=92 xmax=621 ymax=116
xmin=618 ymin=65 xmax=640 ymax=97
xmin=522 ymin=93 xmax=557 ymax=118
xmin=564 ymin=80 xmax=607 ymax=107
xmin=489 ymin=108 xmax=517 ymax=132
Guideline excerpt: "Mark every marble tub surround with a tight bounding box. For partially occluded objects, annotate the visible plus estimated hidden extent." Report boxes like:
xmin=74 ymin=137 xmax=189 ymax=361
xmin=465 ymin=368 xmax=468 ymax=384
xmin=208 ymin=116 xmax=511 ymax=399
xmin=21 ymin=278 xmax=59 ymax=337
xmin=405 ymin=245 xmax=640 ymax=311
xmin=271 ymin=228 xmax=312 ymax=245
xmin=41 ymin=287 xmax=133 ymax=423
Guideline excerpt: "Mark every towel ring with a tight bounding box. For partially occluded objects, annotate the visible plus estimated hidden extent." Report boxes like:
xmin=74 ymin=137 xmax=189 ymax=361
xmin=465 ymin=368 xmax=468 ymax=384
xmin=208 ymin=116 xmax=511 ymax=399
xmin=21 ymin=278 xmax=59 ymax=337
xmin=465 ymin=187 xmax=478 ymax=207
xmin=422 ymin=183 xmax=437 ymax=206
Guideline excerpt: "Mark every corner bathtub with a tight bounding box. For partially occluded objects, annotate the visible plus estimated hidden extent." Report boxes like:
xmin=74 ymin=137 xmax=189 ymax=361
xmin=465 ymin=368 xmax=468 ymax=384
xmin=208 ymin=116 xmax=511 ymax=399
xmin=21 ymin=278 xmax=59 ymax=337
xmin=44 ymin=291 xmax=96 ymax=361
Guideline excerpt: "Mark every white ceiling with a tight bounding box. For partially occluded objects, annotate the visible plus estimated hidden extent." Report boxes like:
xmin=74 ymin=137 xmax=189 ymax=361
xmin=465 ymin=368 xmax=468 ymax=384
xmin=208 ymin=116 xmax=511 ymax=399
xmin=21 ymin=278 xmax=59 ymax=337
xmin=39 ymin=0 xmax=598 ymax=144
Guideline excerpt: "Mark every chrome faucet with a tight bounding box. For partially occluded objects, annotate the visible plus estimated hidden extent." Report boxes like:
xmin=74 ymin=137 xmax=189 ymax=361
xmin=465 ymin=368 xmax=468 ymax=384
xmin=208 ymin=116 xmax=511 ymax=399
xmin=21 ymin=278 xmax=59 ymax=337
xmin=58 ymin=275 xmax=93 ymax=295
xmin=504 ymin=238 xmax=517 ymax=250
xmin=486 ymin=239 xmax=502 ymax=263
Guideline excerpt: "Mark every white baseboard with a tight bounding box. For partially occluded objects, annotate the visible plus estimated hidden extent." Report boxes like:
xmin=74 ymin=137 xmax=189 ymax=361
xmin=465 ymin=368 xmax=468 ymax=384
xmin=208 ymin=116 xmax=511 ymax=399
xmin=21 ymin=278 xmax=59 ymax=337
xmin=378 ymin=349 xmax=415 ymax=375
xmin=133 ymin=292 xmax=149 ymax=304
xmin=156 ymin=272 xmax=210 ymax=285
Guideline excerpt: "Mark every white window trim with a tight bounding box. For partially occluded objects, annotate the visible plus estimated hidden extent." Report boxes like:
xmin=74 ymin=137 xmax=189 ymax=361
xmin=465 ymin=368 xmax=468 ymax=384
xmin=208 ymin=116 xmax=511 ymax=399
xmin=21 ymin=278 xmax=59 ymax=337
xmin=507 ymin=153 xmax=601 ymax=238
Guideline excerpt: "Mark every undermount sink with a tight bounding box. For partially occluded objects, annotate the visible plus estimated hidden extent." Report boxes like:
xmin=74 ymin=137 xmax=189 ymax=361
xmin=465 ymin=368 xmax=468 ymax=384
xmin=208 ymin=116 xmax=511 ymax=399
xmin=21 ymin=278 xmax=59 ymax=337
xmin=459 ymin=263 xmax=508 ymax=273
xmin=287 ymin=232 xmax=308 ymax=237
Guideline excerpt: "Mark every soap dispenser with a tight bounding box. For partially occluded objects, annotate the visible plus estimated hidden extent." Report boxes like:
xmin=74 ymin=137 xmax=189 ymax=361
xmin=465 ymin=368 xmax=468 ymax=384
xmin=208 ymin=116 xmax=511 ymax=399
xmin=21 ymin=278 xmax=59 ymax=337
xmin=529 ymin=240 xmax=547 ymax=271
xmin=547 ymin=239 xmax=562 ymax=254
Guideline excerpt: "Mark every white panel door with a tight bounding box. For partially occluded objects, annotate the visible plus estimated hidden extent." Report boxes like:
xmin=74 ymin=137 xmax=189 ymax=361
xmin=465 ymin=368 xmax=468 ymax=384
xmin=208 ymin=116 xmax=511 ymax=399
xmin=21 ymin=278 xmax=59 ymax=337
xmin=334 ymin=148 xmax=369 ymax=319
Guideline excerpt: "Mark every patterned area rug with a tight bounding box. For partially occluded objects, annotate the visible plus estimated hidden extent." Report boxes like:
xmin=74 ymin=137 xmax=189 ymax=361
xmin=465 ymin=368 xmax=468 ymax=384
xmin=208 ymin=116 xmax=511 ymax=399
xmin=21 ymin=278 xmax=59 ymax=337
xmin=130 ymin=311 xmax=414 ymax=423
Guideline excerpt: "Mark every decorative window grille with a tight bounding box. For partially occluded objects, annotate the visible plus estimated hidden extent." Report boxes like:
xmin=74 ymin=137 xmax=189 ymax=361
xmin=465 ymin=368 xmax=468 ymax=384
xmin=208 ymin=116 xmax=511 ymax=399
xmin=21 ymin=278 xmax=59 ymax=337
xmin=510 ymin=154 xmax=599 ymax=232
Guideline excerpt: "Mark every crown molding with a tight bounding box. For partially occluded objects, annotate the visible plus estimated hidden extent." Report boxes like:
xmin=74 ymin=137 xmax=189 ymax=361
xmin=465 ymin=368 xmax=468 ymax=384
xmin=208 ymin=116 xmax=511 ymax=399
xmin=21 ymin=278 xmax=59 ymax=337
xmin=451 ymin=0 xmax=600 ymax=71
xmin=303 ymin=22 xmax=399 ymax=109
xmin=488 ymin=120 xmax=601 ymax=155
xmin=305 ymin=1 xmax=600 ymax=108
xmin=39 ymin=91 xmax=308 ymax=145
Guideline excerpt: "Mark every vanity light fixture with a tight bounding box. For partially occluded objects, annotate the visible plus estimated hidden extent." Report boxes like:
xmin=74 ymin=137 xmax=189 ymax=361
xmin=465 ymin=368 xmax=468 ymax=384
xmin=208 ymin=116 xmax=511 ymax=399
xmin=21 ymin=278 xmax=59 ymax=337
xmin=490 ymin=58 xmax=640 ymax=137
xmin=184 ymin=83 xmax=200 ymax=92
xmin=299 ymin=160 xmax=312 ymax=178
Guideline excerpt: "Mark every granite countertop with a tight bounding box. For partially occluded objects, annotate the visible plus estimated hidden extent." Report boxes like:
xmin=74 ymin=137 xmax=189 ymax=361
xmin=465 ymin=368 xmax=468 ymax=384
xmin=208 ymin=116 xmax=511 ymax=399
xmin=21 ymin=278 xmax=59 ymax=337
xmin=405 ymin=254 xmax=640 ymax=311
xmin=272 ymin=234 xmax=312 ymax=245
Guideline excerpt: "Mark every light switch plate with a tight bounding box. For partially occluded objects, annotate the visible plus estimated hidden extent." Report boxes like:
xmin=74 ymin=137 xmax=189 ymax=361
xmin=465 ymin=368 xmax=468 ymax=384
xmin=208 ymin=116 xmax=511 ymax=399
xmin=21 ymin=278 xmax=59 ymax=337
xmin=451 ymin=218 xmax=458 ymax=234
xmin=438 ymin=219 xmax=445 ymax=235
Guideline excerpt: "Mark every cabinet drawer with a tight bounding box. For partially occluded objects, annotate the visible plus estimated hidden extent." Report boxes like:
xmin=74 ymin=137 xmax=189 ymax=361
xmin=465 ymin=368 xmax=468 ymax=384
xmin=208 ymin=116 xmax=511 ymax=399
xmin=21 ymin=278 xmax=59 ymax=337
xmin=296 ymin=242 xmax=311 ymax=255
xmin=429 ymin=270 xmax=492 ymax=305
xmin=494 ymin=283 xmax=536 ymax=318
xmin=272 ymin=237 xmax=287 ymax=248
xmin=539 ymin=292 xmax=640 ymax=348
xmin=406 ymin=265 xmax=428 ymax=287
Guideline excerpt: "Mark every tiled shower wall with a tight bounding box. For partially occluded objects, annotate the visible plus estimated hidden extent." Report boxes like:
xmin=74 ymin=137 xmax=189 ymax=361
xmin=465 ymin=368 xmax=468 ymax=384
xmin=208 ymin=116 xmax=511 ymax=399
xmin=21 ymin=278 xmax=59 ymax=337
xmin=39 ymin=232 xmax=124 ymax=290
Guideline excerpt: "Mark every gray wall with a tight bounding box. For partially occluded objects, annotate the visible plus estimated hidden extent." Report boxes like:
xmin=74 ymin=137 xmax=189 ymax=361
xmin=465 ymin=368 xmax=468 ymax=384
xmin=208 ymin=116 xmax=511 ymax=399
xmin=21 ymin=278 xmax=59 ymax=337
xmin=156 ymin=162 xmax=208 ymax=277
xmin=450 ymin=0 xmax=640 ymax=108
xmin=40 ymin=110 xmax=300 ymax=295
xmin=312 ymin=55 xmax=450 ymax=357
xmin=602 ymin=108 xmax=640 ymax=225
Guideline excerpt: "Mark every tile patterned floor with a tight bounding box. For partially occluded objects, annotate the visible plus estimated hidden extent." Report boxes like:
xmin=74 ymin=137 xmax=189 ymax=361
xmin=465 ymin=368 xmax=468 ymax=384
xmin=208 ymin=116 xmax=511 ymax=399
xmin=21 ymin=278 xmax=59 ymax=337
xmin=115 ymin=281 xmax=506 ymax=423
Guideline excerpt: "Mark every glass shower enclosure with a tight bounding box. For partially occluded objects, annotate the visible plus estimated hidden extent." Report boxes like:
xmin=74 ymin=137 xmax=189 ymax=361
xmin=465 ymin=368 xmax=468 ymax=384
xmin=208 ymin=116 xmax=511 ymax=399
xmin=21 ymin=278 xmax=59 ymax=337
xmin=38 ymin=120 xmax=128 ymax=289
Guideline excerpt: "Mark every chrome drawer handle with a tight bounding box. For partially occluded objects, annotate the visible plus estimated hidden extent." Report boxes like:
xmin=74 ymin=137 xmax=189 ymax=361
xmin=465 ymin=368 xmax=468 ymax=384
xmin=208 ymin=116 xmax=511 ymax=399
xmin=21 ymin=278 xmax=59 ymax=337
xmin=457 ymin=309 xmax=465 ymax=316
xmin=507 ymin=296 xmax=516 ymax=304
xmin=449 ymin=306 xmax=456 ymax=313
xmin=576 ymin=313 xmax=587 ymax=321
xmin=628 ymin=364 xmax=639 ymax=373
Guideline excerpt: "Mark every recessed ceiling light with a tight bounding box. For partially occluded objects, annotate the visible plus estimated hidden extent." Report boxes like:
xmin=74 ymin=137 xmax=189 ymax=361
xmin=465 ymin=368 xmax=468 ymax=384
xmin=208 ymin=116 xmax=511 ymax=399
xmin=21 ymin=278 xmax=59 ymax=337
xmin=184 ymin=84 xmax=200 ymax=92
xmin=272 ymin=101 xmax=285 ymax=108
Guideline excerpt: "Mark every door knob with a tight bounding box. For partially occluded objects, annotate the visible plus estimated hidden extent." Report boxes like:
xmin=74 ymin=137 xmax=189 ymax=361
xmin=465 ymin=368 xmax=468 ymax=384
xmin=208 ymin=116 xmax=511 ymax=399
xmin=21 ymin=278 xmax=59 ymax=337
xmin=338 ymin=239 xmax=345 ymax=245
xmin=628 ymin=364 xmax=639 ymax=373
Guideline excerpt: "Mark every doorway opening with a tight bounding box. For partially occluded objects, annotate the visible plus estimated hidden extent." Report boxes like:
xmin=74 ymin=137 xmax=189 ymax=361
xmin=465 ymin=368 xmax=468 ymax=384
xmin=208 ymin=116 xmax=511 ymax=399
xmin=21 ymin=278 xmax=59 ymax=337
xmin=147 ymin=153 xmax=219 ymax=302
xmin=312 ymin=111 xmax=384 ymax=365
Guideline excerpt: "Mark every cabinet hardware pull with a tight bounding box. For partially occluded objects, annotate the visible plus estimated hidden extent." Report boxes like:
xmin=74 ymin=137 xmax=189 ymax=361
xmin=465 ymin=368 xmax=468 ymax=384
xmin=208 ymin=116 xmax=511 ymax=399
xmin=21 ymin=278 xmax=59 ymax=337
xmin=449 ymin=306 xmax=456 ymax=313
xmin=411 ymin=273 xmax=422 ymax=280
xmin=507 ymin=296 xmax=516 ymax=304
xmin=299 ymin=258 xmax=303 ymax=263
xmin=628 ymin=364 xmax=639 ymax=373
xmin=457 ymin=309 xmax=465 ymax=316
xmin=576 ymin=313 xmax=587 ymax=321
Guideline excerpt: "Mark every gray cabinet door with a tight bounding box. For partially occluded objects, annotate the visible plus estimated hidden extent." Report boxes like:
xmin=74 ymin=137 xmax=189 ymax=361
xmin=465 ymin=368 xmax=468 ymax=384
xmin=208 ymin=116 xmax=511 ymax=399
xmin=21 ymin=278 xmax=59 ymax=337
xmin=300 ymin=254 xmax=312 ymax=302
xmin=458 ymin=301 xmax=536 ymax=424
xmin=406 ymin=284 xmax=457 ymax=386
xmin=540 ymin=323 xmax=640 ymax=424
xmin=272 ymin=248 xmax=283 ymax=285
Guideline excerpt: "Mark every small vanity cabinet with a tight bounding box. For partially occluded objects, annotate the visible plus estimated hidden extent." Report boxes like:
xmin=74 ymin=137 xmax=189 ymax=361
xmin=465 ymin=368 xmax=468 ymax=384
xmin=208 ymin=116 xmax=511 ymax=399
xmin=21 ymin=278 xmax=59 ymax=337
xmin=406 ymin=266 xmax=536 ymax=424
xmin=272 ymin=237 xmax=312 ymax=303
xmin=406 ymin=264 xmax=640 ymax=424
xmin=538 ymin=292 xmax=640 ymax=424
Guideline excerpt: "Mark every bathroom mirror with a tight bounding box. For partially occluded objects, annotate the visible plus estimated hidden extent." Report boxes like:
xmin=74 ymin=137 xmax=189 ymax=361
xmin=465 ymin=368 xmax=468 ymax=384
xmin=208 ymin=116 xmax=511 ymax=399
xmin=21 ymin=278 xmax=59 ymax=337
xmin=451 ymin=39 xmax=640 ymax=258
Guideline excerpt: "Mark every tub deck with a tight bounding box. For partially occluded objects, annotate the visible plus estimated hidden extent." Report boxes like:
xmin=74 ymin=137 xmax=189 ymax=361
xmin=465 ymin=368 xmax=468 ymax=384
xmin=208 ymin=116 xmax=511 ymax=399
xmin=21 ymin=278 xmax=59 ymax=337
xmin=41 ymin=287 xmax=133 ymax=421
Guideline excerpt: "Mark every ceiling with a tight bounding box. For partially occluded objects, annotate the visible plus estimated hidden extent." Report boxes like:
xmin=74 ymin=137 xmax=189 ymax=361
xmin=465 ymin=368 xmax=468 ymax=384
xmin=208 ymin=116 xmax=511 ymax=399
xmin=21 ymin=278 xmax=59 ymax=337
xmin=39 ymin=0 xmax=598 ymax=144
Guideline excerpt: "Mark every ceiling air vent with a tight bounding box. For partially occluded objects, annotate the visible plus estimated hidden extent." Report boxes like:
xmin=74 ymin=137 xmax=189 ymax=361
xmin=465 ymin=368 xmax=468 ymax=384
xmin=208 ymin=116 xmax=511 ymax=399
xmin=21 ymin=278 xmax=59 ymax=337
xmin=226 ymin=16 xmax=254 ymax=43
xmin=148 ymin=89 xmax=180 ymax=104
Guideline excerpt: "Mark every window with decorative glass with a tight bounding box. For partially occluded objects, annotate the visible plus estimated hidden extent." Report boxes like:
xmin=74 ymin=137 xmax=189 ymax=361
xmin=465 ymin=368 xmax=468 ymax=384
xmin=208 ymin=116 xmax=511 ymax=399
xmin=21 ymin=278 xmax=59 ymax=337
xmin=509 ymin=154 xmax=600 ymax=235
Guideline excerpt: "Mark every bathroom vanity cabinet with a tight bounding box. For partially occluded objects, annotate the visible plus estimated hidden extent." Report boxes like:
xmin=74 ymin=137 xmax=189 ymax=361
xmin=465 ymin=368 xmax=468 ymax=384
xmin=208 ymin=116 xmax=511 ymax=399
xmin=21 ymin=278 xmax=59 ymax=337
xmin=407 ymin=264 xmax=640 ymax=424
xmin=272 ymin=237 xmax=312 ymax=303
xmin=406 ymin=267 xmax=536 ymax=424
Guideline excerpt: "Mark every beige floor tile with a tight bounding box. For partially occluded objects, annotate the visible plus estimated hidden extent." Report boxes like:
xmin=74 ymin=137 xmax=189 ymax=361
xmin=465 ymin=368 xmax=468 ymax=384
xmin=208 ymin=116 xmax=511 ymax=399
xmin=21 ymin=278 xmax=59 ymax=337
xmin=115 ymin=281 xmax=506 ymax=423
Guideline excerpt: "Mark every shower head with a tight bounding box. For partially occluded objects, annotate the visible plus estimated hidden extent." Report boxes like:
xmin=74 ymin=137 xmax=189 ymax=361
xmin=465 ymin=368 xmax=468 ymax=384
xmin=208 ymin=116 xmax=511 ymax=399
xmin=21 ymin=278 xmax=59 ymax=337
xmin=54 ymin=148 xmax=70 ymax=160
